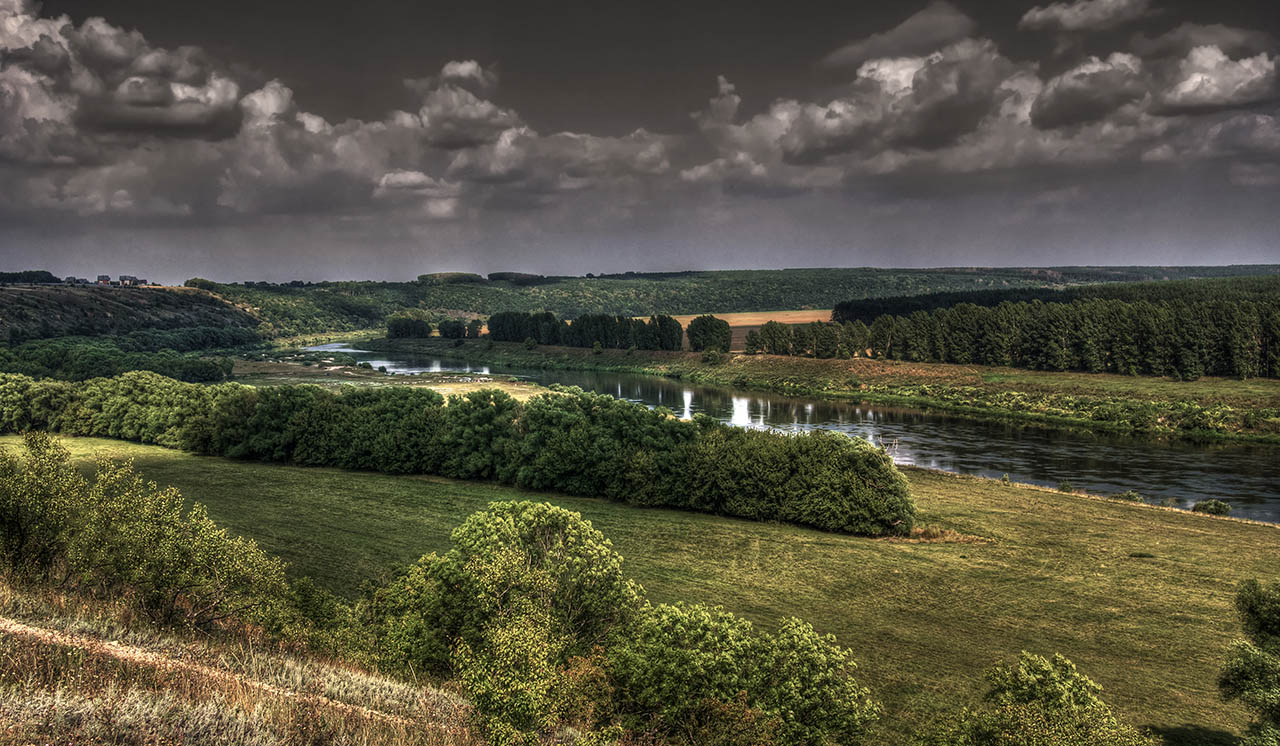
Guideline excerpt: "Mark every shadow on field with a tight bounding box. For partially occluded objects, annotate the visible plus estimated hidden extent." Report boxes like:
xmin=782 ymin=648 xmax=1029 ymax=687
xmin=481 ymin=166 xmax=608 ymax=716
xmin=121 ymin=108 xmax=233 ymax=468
xmin=1148 ymin=724 xmax=1238 ymax=746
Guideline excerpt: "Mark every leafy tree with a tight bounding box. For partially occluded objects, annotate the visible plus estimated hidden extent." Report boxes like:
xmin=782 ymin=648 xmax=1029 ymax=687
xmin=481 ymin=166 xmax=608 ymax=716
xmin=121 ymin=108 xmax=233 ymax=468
xmin=687 ymin=315 xmax=732 ymax=352
xmin=757 ymin=321 xmax=793 ymax=355
xmin=437 ymin=318 xmax=468 ymax=339
xmin=1220 ymin=579 xmax=1280 ymax=746
xmin=385 ymin=309 xmax=433 ymax=338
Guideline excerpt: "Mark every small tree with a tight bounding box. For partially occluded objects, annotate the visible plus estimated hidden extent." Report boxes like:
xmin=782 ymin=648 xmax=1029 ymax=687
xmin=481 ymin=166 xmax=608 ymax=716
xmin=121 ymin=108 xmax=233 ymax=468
xmin=466 ymin=319 xmax=485 ymax=338
xmin=438 ymin=318 xmax=467 ymax=339
xmin=687 ymin=315 xmax=732 ymax=353
xmin=1220 ymin=579 xmax=1280 ymax=746
xmin=386 ymin=310 xmax=433 ymax=338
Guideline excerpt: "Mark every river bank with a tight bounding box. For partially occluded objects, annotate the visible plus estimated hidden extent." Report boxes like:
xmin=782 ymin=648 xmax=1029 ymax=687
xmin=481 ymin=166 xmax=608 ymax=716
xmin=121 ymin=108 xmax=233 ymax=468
xmin=359 ymin=337 xmax=1280 ymax=444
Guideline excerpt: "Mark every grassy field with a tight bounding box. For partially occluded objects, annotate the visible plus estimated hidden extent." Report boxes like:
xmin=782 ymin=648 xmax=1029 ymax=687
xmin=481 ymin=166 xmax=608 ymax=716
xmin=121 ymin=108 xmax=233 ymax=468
xmin=12 ymin=435 xmax=1274 ymax=745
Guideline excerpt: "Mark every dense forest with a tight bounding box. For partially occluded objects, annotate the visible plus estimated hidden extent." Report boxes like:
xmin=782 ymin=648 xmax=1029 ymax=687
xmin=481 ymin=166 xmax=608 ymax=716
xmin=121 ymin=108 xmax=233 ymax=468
xmin=823 ymin=298 xmax=1280 ymax=380
xmin=832 ymin=274 xmax=1280 ymax=323
xmin=0 ymin=372 xmax=915 ymax=536
xmin=182 ymin=266 xmax=1280 ymax=337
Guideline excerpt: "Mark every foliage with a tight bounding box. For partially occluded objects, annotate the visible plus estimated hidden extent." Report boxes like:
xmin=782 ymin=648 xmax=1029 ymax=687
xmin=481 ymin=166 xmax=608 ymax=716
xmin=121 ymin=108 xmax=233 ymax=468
xmin=609 ymin=602 xmax=878 ymax=745
xmin=1220 ymin=579 xmax=1280 ymax=746
xmin=0 ymin=331 xmax=245 ymax=383
xmin=387 ymin=309 xmax=434 ymax=338
xmin=918 ymin=652 xmax=1158 ymax=746
xmin=488 ymin=311 xmax=685 ymax=351
xmin=836 ymin=294 xmax=1280 ymax=380
xmin=1193 ymin=499 xmax=1232 ymax=515
xmin=687 ymin=315 xmax=731 ymax=353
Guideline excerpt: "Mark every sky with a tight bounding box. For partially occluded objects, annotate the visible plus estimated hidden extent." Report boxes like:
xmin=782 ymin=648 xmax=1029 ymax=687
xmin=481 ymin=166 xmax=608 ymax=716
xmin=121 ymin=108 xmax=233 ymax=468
xmin=1 ymin=0 xmax=1278 ymax=282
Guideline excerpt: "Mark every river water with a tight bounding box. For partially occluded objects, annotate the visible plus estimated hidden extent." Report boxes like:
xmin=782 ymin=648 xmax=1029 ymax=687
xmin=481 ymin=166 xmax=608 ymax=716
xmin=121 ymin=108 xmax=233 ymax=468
xmin=306 ymin=343 xmax=1280 ymax=523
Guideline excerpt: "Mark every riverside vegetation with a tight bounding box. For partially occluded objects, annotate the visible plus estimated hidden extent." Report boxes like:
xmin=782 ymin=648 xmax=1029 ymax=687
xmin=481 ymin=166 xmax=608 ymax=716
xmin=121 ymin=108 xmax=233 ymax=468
xmin=3 ymin=433 xmax=1278 ymax=745
xmin=0 ymin=371 xmax=916 ymax=536
xmin=365 ymin=336 xmax=1280 ymax=442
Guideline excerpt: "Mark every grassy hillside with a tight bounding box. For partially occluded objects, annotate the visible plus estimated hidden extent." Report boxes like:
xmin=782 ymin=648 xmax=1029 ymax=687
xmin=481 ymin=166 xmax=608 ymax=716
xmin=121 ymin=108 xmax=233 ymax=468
xmin=17 ymin=435 xmax=1275 ymax=746
xmin=0 ymin=286 xmax=259 ymax=343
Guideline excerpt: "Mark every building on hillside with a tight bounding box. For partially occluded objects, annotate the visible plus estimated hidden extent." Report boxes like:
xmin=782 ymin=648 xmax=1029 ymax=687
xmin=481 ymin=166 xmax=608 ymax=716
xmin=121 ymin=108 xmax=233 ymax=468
xmin=96 ymin=275 xmax=111 ymax=285
xmin=120 ymin=275 xmax=141 ymax=286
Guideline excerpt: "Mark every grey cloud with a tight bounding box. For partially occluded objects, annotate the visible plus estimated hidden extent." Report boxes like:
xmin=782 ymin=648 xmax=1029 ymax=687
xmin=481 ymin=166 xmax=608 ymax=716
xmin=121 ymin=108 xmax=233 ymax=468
xmin=1133 ymin=23 xmax=1277 ymax=60
xmin=1020 ymin=0 xmax=1152 ymax=33
xmin=821 ymin=2 xmax=976 ymax=68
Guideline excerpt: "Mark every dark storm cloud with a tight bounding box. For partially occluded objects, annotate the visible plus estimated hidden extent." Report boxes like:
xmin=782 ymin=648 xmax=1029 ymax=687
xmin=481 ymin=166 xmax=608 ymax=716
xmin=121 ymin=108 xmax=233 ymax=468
xmin=1 ymin=0 xmax=1279 ymax=280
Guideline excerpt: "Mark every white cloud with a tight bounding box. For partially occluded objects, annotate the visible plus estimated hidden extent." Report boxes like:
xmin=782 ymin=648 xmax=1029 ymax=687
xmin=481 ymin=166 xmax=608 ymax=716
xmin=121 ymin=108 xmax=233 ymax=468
xmin=1020 ymin=0 xmax=1151 ymax=33
xmin=1162 ymin=46 xmax=1277 ymax=111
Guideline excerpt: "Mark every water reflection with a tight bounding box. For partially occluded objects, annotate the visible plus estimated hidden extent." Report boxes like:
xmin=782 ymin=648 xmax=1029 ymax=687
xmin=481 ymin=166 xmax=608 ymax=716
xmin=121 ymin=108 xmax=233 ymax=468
xmin=304 ymin=344 xmax=1280 ymax=523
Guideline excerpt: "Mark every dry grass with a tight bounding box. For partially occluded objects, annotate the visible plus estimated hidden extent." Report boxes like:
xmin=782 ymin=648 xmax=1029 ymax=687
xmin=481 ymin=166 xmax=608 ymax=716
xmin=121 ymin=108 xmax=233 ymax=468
xmin=0 ymin=577 xmax=479 ymax=746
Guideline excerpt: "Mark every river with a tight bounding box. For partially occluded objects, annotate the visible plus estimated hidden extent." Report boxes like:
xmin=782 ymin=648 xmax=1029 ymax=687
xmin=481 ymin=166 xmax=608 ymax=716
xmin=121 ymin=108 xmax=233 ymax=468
xmin=306 ymin=343 xmax=1280 ymax=523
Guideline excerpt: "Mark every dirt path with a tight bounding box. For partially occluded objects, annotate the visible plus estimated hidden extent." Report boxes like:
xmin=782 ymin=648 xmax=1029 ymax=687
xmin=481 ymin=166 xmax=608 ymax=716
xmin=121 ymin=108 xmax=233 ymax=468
xmin=0 ymin=615 xmax=414 ymax=726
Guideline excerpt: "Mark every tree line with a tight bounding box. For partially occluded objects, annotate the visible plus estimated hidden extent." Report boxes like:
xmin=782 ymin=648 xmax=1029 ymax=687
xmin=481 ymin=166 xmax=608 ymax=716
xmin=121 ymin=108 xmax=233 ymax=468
xmin=832 ymin=274 xmax=1280 ymax=323
xmin=0 ymin=371 xmax=916 ymax=537
xmin=487 ymin=311 xmax=685 ymax=351
xmin=751 ymin=298 xmax=1280 ymax=380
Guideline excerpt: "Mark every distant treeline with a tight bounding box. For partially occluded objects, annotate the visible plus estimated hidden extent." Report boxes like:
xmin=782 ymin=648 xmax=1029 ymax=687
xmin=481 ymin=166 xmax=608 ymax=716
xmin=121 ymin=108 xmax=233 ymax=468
xmin=832 ymin=274 xmax=1280 ymax=323
xmin=827 ymin=298 xmax=1280 ymax=380
xmin=488 ymin=311 xmax=685 ymax=350
xmin=0 ymin=372 xmax=916 ymax=536
xmin=0 ymin=270 xmax=59 ymax=284
xmin=0 ymin=326 xmax=256 ymax=382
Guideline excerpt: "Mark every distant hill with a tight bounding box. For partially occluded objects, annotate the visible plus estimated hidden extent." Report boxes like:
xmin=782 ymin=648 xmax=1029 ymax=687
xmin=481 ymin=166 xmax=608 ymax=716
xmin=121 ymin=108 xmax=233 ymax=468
xmin=0 ymin=286 xmax=259 ymax=344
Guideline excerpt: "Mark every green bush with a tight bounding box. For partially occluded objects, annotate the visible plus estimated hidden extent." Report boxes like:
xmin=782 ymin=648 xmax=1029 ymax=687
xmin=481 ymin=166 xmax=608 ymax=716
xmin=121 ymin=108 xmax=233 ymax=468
xmin=0 ymin=433 xmax=288 ymax=630
xmin=1220 ymin=580 xmax=1280 ymax=746
xmin=1192 ymin=498 xmax=1232 ymax=515
xmin=610 ymin=603 xmax=878 ymax=745
xmin=918 ymin=652 xmax=1157 ymax=746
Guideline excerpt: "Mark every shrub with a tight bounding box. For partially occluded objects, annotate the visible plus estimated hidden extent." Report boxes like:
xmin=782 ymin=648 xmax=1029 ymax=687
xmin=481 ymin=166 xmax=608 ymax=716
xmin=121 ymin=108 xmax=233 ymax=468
xmin=610 ymin=603 xmax=878 ymax=745
xmin=1057 ymin=481 xmax=1074 ymax=493
xmin=1112 ymin=490 xmax=1144 ymax=502
xmin=364 ymin=501 xmax=642 ymax=677
xmin=918 ymin=653 xmax=1158 ymax=746
xmin=1220 ymin=580 xmax=1280 ymax=746
xmin=1192 ymin=498 xmax=1232 ymax=515
xmin=0 ymin=433 xmax=288 ymax=630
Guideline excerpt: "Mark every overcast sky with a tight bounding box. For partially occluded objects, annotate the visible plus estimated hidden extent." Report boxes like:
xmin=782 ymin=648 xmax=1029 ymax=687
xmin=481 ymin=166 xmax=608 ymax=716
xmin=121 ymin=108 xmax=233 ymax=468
xmin=1 ymin=0 xmax=1278 ymax=282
